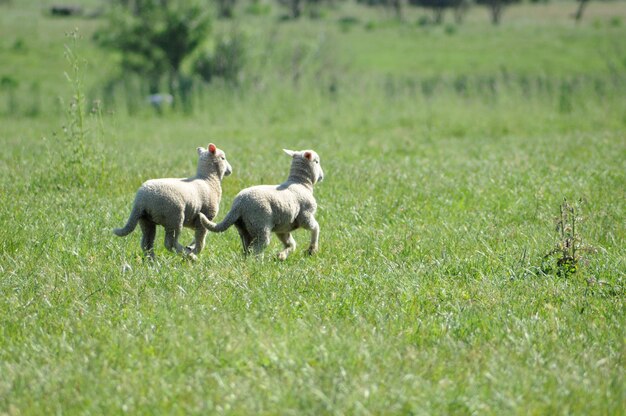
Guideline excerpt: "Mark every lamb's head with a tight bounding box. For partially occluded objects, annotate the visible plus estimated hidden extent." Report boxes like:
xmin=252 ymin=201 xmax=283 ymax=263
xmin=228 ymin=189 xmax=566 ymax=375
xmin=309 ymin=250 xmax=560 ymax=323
xmin=283 ymin=149 xmax=324 ymax=185
xmin=197 ymin=143 xmax=233 ymax=179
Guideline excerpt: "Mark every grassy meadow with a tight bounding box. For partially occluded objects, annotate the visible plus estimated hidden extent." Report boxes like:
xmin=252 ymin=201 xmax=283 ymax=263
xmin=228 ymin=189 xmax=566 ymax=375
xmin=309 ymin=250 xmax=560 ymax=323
xmin=1 ymin=0 xmax=625 ymax=414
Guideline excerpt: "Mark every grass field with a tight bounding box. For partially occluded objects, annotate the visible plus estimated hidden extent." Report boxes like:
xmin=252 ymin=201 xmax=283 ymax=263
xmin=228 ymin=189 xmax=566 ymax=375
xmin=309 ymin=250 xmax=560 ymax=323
xmin=1 ymin=0 xmax=625 ymax=414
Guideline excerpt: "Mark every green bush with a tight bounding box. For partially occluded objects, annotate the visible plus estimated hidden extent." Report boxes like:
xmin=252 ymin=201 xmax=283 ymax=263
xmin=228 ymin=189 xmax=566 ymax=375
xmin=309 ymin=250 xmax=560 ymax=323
xmin=194 ymin=29 xmax=246 ymax=84
xmin=94 ymin=0 xmax=211 ymax=104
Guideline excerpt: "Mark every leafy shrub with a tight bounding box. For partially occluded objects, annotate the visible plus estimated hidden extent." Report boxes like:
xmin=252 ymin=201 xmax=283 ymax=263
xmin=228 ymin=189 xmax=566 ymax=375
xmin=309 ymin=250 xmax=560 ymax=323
xmin=194 ymin=29 xmax=246 ymax=84
xmin=48 ymin=31 xmax=107 ymax=190
xmin=338 ymin=16 xmax=359 ymax=32
xmin=12 ymin=38 xmax=27 ymax=53
xmin=0 ymin=75 xmax=18 ymax=114
xmin=416 ymin=15 xmax=431 ymax=26
xmin=94 ymin=0 xmax=211 ymax=102
xmin=541 ymin=199 xmax=596 ymax=278
xmin=364 ymin=20 xmax=377 ymax=31
xmin=245 ymin=0 xmax=272 ymax=15
xmin=609 ymin=16 xmax=622 ymax=27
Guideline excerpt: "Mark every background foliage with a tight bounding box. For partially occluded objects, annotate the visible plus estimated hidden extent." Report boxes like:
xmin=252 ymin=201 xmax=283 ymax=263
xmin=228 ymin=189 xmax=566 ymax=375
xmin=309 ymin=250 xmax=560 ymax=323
xmin=1 ymin=0 xmax=625 ymax=414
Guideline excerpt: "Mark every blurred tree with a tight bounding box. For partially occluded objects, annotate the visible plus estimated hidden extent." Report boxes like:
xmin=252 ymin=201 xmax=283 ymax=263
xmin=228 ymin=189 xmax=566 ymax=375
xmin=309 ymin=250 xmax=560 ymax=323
xmin=277 ymin=0 xmax=337 ymax=19
xmin=573 ymin=0 xmax=589 ymax=22
xmin=216 ymin=0 xmax=237 ymax=18
xmin=408 ymin=0 xmax=469 ymax=24
xmin=278 ymin=0 xmax=303 ymax=18
xmin=475 ymin=0 xmax=520 ymax=24
xmin=389 ymin=0 xmax=403 ymax=19
xmin=95 ymin=0 xmax=211 ymax=102
xmin=356 ymin=0 xmax=404 ymax=20
xmin=109 ymin=0 xmax=238 ymax=19
xmin=194 ymin=28 xmax=246 ymax=83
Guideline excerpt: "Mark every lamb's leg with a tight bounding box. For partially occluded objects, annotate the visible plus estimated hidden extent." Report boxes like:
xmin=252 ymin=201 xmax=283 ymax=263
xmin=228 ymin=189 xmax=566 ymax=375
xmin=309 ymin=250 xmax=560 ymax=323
xmin=303 ymin=217 xmax=320 ymax=255
xmin=249 ymin=228 xmax=271 ymax=257
xmin=139 ymin=218 xmax=156 ymax=259
xmin=235 ymin=221 xmax=252 ymax=256
xmin=276 ymin=232 xmax=296 ymax=261
xmin=191 ymin=226 xmax=207 ymax=255
xmin=185 ymin=218 xmax=200 ymax=252
xmin=164 ymin=222 xmax=197 ymax=261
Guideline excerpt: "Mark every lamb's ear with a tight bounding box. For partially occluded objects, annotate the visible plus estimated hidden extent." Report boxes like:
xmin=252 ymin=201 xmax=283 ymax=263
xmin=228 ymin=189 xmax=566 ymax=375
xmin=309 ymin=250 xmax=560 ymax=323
xmin=283 ymin=149 xmax=295 ymax=158
xmin=208 ymin=143 xmax=217 ymax=154
xmin=197 ymin=147 xmax=205 ymax=155
xmin=303 ymin=151 xmax=312 ymax=160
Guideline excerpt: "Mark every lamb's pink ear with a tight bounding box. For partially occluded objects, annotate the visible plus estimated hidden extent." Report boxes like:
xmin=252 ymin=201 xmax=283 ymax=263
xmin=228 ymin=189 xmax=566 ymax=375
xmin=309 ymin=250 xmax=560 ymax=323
xmin=208 ymin=143 xmax=217 ymax=154
xmin=304 ymin=151 xmax=312 ymax=160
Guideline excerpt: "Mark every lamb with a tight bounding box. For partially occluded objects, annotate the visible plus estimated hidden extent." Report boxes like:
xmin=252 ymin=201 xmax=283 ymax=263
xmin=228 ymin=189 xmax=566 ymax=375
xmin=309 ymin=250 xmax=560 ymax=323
xmin=113 ymin=143 xmax=232 ymax=260
xmin=200 ymin=148 xmax=324 ymax=260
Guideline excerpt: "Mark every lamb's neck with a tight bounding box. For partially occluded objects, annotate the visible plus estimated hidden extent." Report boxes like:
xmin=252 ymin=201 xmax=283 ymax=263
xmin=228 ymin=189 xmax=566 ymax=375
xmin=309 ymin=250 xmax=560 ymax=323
xmin=197 ymin=165 xmax=218 ymax=179
xmin=287 ymin=164 xmax=314 ymax=191
xmin=195 ymin=169 xmax=221 ymax=186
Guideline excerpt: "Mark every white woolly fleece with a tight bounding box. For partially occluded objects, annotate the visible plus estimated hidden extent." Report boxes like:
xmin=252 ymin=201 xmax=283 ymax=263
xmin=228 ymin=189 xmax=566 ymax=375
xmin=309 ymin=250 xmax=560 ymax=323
xmin=200 ymin=148 xmax=323 ymax=260
xmin=114 ymin=143 xmax=232 ymax=260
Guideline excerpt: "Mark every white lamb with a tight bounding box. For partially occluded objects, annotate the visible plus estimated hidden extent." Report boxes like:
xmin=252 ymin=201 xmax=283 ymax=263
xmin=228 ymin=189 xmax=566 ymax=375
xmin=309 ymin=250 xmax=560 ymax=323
xmin=200 ymin=148 xmax=324 ymax=260
xmin=113 ymin=143 xmax=232 ymax=260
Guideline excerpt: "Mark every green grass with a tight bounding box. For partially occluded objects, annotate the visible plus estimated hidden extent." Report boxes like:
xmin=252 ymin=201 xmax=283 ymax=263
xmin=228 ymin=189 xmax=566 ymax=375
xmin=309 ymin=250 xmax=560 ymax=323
xmin=1 ymin=1 xmax=625 ymax=414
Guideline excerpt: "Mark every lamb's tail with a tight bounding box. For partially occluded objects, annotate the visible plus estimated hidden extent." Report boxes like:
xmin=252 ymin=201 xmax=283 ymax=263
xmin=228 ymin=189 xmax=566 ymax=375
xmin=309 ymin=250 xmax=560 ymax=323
xmin=113 ymin=204 xmax=141 ymax=237
xmin=200 ymin=206 xmax=240 ymax=233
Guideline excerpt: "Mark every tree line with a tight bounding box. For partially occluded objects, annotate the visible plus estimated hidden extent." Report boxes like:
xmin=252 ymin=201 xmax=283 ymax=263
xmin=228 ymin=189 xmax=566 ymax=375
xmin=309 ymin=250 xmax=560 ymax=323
xmin=107 ymin=0 xmax=593 ymax=25
xmin=94 ymin=0 xmax=599 ymax=112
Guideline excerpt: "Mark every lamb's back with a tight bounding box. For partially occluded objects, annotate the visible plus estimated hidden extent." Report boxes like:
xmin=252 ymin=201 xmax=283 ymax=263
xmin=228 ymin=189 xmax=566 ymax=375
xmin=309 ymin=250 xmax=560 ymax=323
xmin=138 ymin=178 xmax=190 ymax=205
xmin=235 ymin=183 xmax=315 ymax=229
xmin=136 ymin=178 xmax=214 ymax=224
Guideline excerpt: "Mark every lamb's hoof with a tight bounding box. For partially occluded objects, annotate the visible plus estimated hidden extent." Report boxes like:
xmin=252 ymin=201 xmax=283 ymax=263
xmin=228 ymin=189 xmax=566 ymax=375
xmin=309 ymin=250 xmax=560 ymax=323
xmin=307 ymin=246 xmax=318 ymax=256
xmin=184 ymin=252 xmax=198 ymax=262
xmin=277 ymin=252 xmax=288 ymax=261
